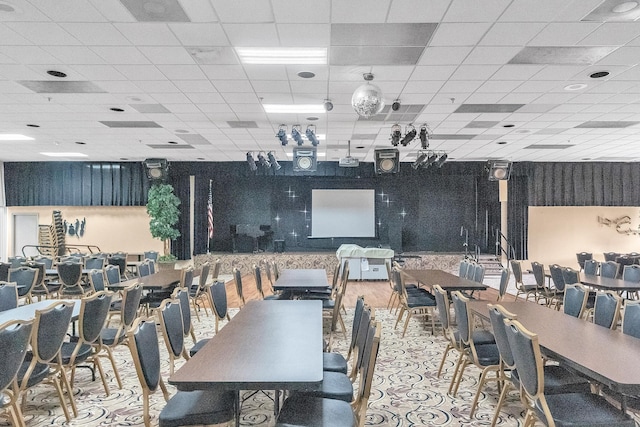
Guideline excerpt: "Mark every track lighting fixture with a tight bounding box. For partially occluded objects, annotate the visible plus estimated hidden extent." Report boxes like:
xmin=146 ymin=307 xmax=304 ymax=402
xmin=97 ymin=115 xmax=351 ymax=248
xmin=276 ymin=124 xmax=288 ymax=146
xmin=424 ymin=153 xmax=439 ymax=168
xmin=257 ymin=152 xmax=270 ymax=168
xmin=390 ymin=124 xmax=402 ymax=146
xmin=435 ymin=153 xmax=448 ymax=168
xmin=305 ymin=124 xmax=319 ymax=146
xmin=400 ymin=124 xmax=416 ymax=146
xmin=267 ymin=151 xmax=281 ymax=170
xmin=412 ymin=152 xmax=428 ymax=169
xmin=246 ymin=152 xmax=257 ymax=171
xmin=412 ymin=150 xmax=448 ymax=170
xmin=419 ymin=124 xmax=430 ymax=149
xmin=291 ymin=125 xmax=304 ymax=146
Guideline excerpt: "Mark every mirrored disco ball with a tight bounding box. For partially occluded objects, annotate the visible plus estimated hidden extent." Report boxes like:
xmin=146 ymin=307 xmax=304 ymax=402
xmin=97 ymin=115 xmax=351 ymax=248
xmin=351 ymin=83 xmax=384 ymax=118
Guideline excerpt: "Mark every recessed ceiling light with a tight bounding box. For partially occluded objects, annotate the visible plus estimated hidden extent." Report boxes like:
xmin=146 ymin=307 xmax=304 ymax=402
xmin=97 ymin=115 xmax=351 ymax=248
xmin=120 ymin=157 xmax=128 ymax=160
xmin=168 ymin=141 xmax=178 ymax=144
xmin=564 ymin=83 xmax=588 ymax=91
xmin=0 ymin=134 xmax=34 ymax=141
xmin=197 ymin=157 xmax=205 ymax=160
xmin=263 ymin=104 xmax=325 ymax=114
xmin=75 ymin=141 xmax=86 ymax=145
xmin=40 ymin=152 xmax=88 ymax=157
xmin=46 ymin=70 xmax=67 ymax=78
xmin=127 ymin=96 xmax=144 ymax=102
xmin=582 ymin=157 xmax=592 ymax=160
xmin=26 ymin=124 xmax=39 ymax=128
xmin=356 ymin=145 xmax=365 ymax=149
xmin=110 ymin=107 xmax=124 ymax=112
xmin=502 ymin=124 xmax=515 ymax=128
xmin=297 ymin=71 xmax=316 ymax=79
xmin=612 ymin=1 xmax=639 ymax=13
xmin=306 ymin=116 xmax=319 ymax=121
xmin=590 ymin=71 xmax=609 ymax=78
xmin=236 ymin=47 xmax=327 ymax=65
xmin=515 ymin=129 xmax=531 ymax=134
xmin=497 ymin=141 xmax=507 ymax=145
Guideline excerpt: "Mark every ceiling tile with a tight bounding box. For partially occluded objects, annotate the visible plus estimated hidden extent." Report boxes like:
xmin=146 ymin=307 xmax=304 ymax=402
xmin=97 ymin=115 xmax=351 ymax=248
xmin=480 ymin=22 xmax=546 ymax=46
xmin=211 ymin=0 xmax=274 ymax=23
xmin=331 ymin=0 xmax=391 ymax=23
xmin=169 ymin=23 xmax=228 ymax=46
xmin=61 ymin=23 xmax=131 ymax=45
xmin=430 ymin=23 xmax=492 ymax=46
xmin=223 ymin=23 xmax=279 ymax=47
xmin=509 ymin=46 xmax=618 ymax=65
xmin=387 ymin=0 xmax=450 ymax=23
xmin=443 ymin=0 xmax=511 ymax=22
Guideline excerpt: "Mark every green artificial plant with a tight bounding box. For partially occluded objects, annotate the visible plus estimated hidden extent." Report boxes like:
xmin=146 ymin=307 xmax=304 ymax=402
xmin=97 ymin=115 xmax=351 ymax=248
xmin=146 ymin=183 xmax=181 ymax=261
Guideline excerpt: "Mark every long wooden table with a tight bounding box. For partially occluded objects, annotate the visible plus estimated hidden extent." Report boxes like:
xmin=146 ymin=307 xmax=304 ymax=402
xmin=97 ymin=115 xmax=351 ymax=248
xmin=469 ymin=300 xmax=640 ymax=396
xmin=580 ymin=273 xmax=640 ymax=292
xmin=169 ymin=300 xmax=323 ymax=426
xmin=402 ymin=269 xmax=487 ymax=292
xmin=115 ymin=268 xmax=198 ymax=291
xmin=0 ymin=299 xmax=80 ymax=324
xmin=272 ymin=269 xmax=330 ymax=293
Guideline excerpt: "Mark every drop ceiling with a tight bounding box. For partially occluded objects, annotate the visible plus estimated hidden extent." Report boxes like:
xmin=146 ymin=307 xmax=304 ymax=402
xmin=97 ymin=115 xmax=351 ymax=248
xmin=1 ymin=0 xmax=640 ymax=163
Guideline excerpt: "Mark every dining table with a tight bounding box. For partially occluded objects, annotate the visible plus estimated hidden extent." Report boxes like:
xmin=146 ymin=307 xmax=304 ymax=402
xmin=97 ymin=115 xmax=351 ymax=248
xmin=401 ymin=269 xmax=487 ymax=292
xmin=169 ymin=299 xmax=323 ymax=426
xmin=469 ymin=300 xmax=640 ymax=406
xmin=579 ymin=272 xmax=640 ymax=292
xmin=272 ymin=268 xmax=331 ymax=298
xmin=0 ymin=299 xmax=80 ymax=324
xmin=113 ymin=268 xmax=199 ymax=291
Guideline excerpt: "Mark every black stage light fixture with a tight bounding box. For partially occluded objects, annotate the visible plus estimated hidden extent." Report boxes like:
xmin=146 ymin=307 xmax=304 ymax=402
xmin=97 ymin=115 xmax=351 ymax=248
xmin=291 ymin=125 xmax=304 ymax=146
xmin=257 ymin=152 xmax=270 ymax=168
xmin=392 ymin=99 xmax=401 ymax=111
xmin=435 ymin=153 xmax=448 ymax=168
xmin=419 ymin=124 xmax=429 ymax=149
xmin=276 ymin=124 xmax=288 ymax=146
xmin=423 ymin=153 xmax=438 ymax=168
xmin=412 ymin=152 xmax=428 ymax=170
xmin=143 ymin=158 xmax=168 ymax=181
xmin=400 ymin=124 xmax=416 ymax=146
xmin=390 ymin=124 xmax=402 ymax=146
xmin=305 ymin=124 xmax=319 ymax=146
xmin=246 ymin=152 xmax=257 ymax=171
xmin=268 ymin=152 xmax=281 ymax=170
xmin=487 ymin=159 xmax=512 ymax=181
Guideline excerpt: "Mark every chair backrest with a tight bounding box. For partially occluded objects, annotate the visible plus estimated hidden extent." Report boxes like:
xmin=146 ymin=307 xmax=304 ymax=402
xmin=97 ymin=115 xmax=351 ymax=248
xmin=465 ymin=262 xmax=476 ymax=280
xmin=104 ymin=264 xmax=121 ymax=285
xmin=622 ymin=300 xmax=640 ymax=339
xmin=138 ymin=261 xmax=151 ymax=277
xmin=127 ymin=317 xmax=162 ymax=392
xmin=563 ymin=284 xmax=588 ymax=318
xmin=459 ymin=260 xmax=469 ymax=278
xmin=157 ymin=299 xmax=185 ymax=358
xmin=8 ymin=266 xmax=38 ymax=297
xmin=488 ymin=304 xmax=517 ymax=369
xmin=121 ymin=282 xmax=144 ymax=328
xmin=549 ymin=264 xmax=566 ymax=292
xmin=233 ymin=268 xmax=244 ymax=304
xmin=583 ymin=259 xmax=599 ymax=276
xmin=209 ymin=280 xmax=228 ymax=320
xmin=561 ymin=267 xmax=579 ymax=286
xmin=433 ymin=284 xmax=451 ymax=332
xmin=263 ymin=259 xmax=273 ymax=286
xmin=180 ymin=268 xmax=194 ymax=288
xmin=593 ymin=291 xmax=622 ymax=330
xmin=211 ymin=259 xmax=221 ymax=280
xmin=108 ymin=255 xmax=127 ymax=276
xmin=0 ymin=319 xmax=33 ymax=393
xmin=33 ymin=256 xmax=54 ymax=269
xmin=57 ymin=261 xmax=82 ymax=287
xmin=143 ymin=251 xmax=159 ymax=262
xmin=271 ymin=261 xmax=280 ymax=280
xmin=349 ymin=296 xmax=366 ymax=352
xmin=503 ymin=318 xmax=544 ymax=406
xmin=0 ymin=262 xmax=10 ymax=281
xmin=623 ymin=264 xmax=640 ymax=283
xmin=576 ymin=252 xmax=592 ymax=269
xmin=8 ymin=256 xmax=26 ymax=268
xmin=353 ymin=321 xmax=381 ymax=426
xmin=510 ymin=260 xmax=523 ymax=284
xmin=531 ymin=261 xmax=545 ymax=287
xmin=253 ymin=264 xmax=265 ymax=298
xmin=84 ymin=256 xmax=105 ymax=270
xmin=332 ymin=262 xmax=342 ymax=290
xmin=198 ymin=262 xmax=211 ymax=290
xmin=172 ymin=287 xmax=193 ymax=337
xmin=497 ymin=267 xmax=509 ymax=300
xmin=451 ymin=291 xmax=471 ymax=344
xmin=148 ymin=260 xmax=156 ymax=274
xmin=473 ymin=263 xmax=485 ymax=284
xmin=600 ymin=261 xmax=620 ymax=279
xmin=88 ymin=269 xmax=106 ymax=292
xmin=31 ymin=301 xmax=75 ymax=363
xmin=78 ymin=291 xmax=113 ymax=345
xmin=0 ymin=282 xmax=18 ymax=311
xmin=604 ymin=252 xmax=620 ymax=262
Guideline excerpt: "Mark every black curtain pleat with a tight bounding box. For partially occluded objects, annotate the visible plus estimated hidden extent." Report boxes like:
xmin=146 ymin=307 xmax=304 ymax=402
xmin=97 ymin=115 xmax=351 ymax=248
xmin=507 ymin=169 xmax=528 ymax=260
xmin=169 ymin=173 xmax=191 ymax=260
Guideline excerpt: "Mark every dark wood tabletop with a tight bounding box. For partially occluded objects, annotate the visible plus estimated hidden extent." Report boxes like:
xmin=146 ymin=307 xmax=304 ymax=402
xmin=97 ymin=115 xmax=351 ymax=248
xmin=115 ymin=269 xmax=198 ymax=290
xmin=169 ymin=299 xmax=323 ymax=391
xmin=402 ymin=269 xmax=487 ymax=291
xmin=469 ymin=300 xmax=640 ymax=394
xmin=580 ymin=273 xmax=640 ymax=292
xmin=0 ymin=299 xmax=81 ymax=324
xmin=272 ymin=269 xmax=330 ymax=291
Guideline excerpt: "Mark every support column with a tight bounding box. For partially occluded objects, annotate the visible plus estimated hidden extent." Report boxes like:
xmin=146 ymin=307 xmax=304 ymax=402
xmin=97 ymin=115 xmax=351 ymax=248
xmin=499 ymin=180 xmax=508 ymax=265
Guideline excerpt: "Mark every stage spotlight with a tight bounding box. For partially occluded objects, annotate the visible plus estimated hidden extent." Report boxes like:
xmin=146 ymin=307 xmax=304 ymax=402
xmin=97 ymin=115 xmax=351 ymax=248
xmin=419 ymin=124 xmax=429 ymax=149
xmin=268 ymin=151 xmax=281 ymax=170
xmin=276 ymin=124 xmax=288 ymax=146
xmin=257 ymin=152 xmax=270 ymax=168
xmin=306 ymin=124 xmax=320 ymax=146
xmin=423 ymin=153 xmax=438 ymax=168
xmin=392 ymin=99 xmax=401 ymax=111
xmin=291 ymin=125 xmax=304 ymax=146
xmin=412 ymin=152 xmax=428 ymax=170
xmin=390 ymin=124 xmax=402 ymax=146
xmin=435 ymin=153 xmax=448 ymax=168
xmin=246 ymin=152 xmax=257 ymax=171
xmin=400 ymin=124 xmax=416 ymax=146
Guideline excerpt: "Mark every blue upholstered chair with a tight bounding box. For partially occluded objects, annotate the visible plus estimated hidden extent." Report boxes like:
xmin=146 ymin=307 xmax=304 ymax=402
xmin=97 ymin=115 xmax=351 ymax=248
xmin=563 ymin=284 xmax=589 ymax=319
xmin=323 ymin=296 xmax=367 ymax=375
xmin=156 ymin=299 xmax=189 ymax=376
xmin=0 ymin=318 xmax=33 ymax=427
xmin=593 ymin=291 xmax=622 ymax=330
xmin=88 ymin=269 xmax=106 ymax=293
xmin=576 ymin=252 xmax=593 ymax=270
xmin=622 ymin=300 xmax=640 ymax=339
xmin=208 ymin=280 xmax=231 ymax=334
xmin=512 ymin=260 xmax=536 ymax=302
xmin=600 ymin=261 xmax=620 ymax=279
xmin=497 ymin=267 xmax=510 ymax=301
xmin=8 ymin=266 xmax=38 ymax=303
xmin=0 ymin=281 xmax=18 ymax=312
xmin=583 ymin=259 xmax=599 ymax=276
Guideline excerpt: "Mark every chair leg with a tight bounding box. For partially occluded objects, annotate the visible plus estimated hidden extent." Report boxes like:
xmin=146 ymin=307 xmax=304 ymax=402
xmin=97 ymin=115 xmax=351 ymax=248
xmin=436 ymin=344 xmax=454 ymax=378
xmin=52 ymin=375 xmax=73 ymax=422
xmin=93 ymin=357 xmax=110 ymax=396
xmin=58 ymin=364 xmax=78 ymax=418
xmin=490 ymin=380 xmax=512 ymax=427
xmin=103 ymin=346 xmax=123 ymax=389
xmin=191 ymin=297 xmax=201 ymax=322
xmin=190 ymin=328 xmax=197 ymax=345
xmin=469 ymin=365 xmax=499 ymax=417
xmin=448 ymin=352 xmax=466 ymax=395
xmin=401 ymin=312 xmax=412 ymax=338
xmin=394 ymin=307 xmax=406 ymax=329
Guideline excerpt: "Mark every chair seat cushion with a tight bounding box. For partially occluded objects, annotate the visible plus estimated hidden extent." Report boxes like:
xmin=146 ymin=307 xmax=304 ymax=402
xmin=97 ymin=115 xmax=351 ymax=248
xmin=60 ymin=342 xmax=92 ymax=364
xmin=159 ymin=389 xmax=235 ymax=427
xmin=473 ymin=343 xmax=500 ymax=366
xmin=453 ymin=330 xmax=495 ymax=346
xmin=17 ymin=358 xmax=49 ymax=388
xmin=189 ymin=339 xmax=210 ymax=357
xmin=406 ymin=294 xmax=436 ymax=308
xmin=295 ymin=371 xmax=353 ymax=403
xmin=539 ymin=392 xmax=635 ymax=427
xmin=100 ymin=328 xmax=125 ymax=346
xmin=276 ymin=394 xmax=355 ymax=427
xmin=323 ymin=352 xmax=348 ymax=374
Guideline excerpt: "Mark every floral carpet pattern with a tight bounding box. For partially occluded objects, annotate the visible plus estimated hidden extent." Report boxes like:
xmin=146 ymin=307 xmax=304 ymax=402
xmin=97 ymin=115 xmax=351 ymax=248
xmin=5 ymin=304 xmax=639 ymax=426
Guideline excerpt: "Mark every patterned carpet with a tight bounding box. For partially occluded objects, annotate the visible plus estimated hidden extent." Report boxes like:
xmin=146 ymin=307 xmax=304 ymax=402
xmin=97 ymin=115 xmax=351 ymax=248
xmin=4 ymin=302 xmax=639 ymax=426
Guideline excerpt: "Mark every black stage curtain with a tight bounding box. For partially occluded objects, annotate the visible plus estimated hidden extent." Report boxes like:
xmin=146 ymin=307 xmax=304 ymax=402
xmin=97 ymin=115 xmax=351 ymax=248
xmin=4 ymin=162 xmax=149 ymax=206
xmin=508 ymin=164 xmax=529 ymax=260
xmin=169 ymin=172 xmax=191 ymax=260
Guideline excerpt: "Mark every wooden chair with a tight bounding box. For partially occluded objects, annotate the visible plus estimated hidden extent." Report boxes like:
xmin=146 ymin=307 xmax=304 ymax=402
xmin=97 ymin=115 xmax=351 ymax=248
xmin=8 ymin=267 xmax=38 ymax=304
xmin=232 ymin=267 xmax=246 ymax=307
xmin=562 ymin=283 xmax=589 ymax=319
xmin=0 ymin=319 xmax=33 ymax=427
xmin=207 ymin=280 xmax=231 ymax=334
xmin=188 ymin=263 xmax=210 ymax=320
xmin=511 ymin=260 xmax=537 ymax=301
xmin=592 ymin=290 xmax=622 ymax=330
xmin=0 ymin=282 xmax=19 ymax=312
xmin=156 ymin=298 xmax=189 ymax=375
xmin=394 ymin=268 xmax=437 ymax=336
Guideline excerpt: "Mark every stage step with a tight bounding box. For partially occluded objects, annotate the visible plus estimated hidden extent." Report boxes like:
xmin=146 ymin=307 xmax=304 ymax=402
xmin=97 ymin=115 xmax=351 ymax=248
xmin=477 ymin=254 xmax=504 ymax=276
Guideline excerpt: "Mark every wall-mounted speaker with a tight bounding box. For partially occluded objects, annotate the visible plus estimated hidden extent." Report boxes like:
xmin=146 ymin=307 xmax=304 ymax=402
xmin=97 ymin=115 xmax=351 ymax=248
xmin=487 ymin=159 xmax=512 ymax=181
xmin=374 ymin=148 xmax=400 ymax=174
xmin=293 ymin=147 xmax=317 ymax=172
xmin=143 ymin=158 xmax=169 ymax=181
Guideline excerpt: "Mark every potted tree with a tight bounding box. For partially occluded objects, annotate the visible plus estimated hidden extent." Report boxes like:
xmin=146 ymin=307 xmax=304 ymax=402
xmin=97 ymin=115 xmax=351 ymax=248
xmin=146 ymin=183 xmax=181 ymax=270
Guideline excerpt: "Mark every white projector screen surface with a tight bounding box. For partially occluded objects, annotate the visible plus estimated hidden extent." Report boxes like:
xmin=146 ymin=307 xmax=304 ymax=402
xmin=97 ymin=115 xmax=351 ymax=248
xmin=311 ymin=189 xmax=375 ymax=238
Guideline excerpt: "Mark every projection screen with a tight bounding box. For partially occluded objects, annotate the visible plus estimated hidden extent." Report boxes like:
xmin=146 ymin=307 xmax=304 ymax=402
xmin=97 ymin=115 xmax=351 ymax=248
xmin=311 ymin=189 xmax=375 ymax=238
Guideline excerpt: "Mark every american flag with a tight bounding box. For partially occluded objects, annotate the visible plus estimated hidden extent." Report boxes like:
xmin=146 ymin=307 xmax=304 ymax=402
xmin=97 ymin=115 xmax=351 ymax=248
xmin=207 ymin=181 xmax=214 ymax=239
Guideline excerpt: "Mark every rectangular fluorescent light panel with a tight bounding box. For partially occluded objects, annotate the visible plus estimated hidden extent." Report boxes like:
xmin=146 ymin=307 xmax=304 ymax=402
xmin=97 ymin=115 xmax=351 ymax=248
xmin=0 ymin=134 xmax=34 ymax=141
xmin=40 ymin=152 xmax=88 ymax=157
xmin=263 ymin=104 xmax=326 ymax=114
xmin=236 ymin=48 xmax=327 ymax=64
